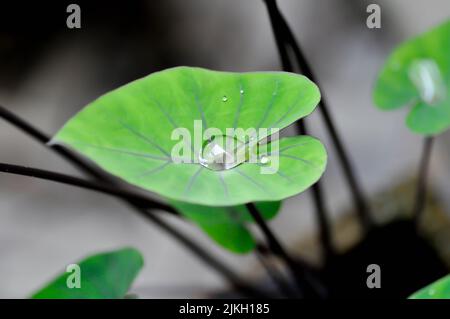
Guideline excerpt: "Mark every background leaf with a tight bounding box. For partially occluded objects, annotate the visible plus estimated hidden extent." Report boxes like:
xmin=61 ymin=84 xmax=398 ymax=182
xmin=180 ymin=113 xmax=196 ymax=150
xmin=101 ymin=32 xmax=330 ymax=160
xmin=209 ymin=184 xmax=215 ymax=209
xmin=52 ymin=67 xmax=324 ymax=206
xmin=373 ymin=20 xmax=450 ymax=135
xmin=409 ymin=274 xmax=450 ymax=299
xmin=171 ymin=201 xmax=281 ymax=253
xmin=32 ymin=247 xmax=144 ymax=299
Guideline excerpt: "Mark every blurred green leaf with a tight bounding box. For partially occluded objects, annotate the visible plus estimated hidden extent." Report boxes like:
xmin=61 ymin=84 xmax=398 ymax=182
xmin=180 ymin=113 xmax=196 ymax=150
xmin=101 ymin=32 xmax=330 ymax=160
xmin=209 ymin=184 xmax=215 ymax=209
xmin=32 ymin=247 xmax=143 ymax=299
xmin=373 ymin=19 xmax=450 ymax=135
xmin=171 ymin=201 xmax=281 ymax=253
xmin=409 ymin=274 xmax=450 ymax=299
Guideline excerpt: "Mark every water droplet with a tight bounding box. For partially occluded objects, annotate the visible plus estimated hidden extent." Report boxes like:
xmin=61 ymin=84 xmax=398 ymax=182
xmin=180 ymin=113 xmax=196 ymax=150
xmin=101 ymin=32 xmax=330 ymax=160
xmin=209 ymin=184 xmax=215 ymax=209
xmin=408 ymin=59 xmax=446 ymax=105
xmin=199 ymin=135 xmax=248 ymax=171
xmin=240 ymin=89 xmax=244 ymax=94
xmin=428 ymin=289 xmax=436 ymax=296
xmin=222 ymin=96 xmax=228 ymax=102
xmin=260 ymin=156 xmax=269 ymax=164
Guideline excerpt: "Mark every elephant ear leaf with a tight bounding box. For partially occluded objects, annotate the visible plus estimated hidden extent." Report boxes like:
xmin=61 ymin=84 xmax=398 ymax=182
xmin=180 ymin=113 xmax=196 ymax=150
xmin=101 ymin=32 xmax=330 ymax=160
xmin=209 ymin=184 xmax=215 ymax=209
xmin=373 ymin=19 xmax=450 ymax=135
xmin=51 ymin=67 xmax=326 ymax=206
xmin=171 ymin=201 xmax=281 ymax=254
xmin=409 ymin=274 xmax=450 ymax=299
xmin=31 ymin=248 xmax=144 ymax=299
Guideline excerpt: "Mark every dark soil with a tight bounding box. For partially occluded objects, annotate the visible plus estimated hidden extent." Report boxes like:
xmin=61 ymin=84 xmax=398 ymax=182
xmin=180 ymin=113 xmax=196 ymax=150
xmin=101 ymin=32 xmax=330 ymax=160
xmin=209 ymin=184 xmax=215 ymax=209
xmin=323 ymin=219 xmax=448 ymax=298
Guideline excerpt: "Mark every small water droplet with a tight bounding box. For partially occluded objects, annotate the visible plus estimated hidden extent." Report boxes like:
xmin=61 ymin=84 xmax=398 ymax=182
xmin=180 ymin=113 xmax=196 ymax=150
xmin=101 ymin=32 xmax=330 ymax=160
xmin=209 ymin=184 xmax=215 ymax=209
xmin=428 ymin=289 xmax=436 ymax=296
xmin=240 ymin=89 xmax=244 ymax=94
xmin=199 ymin=135 xmax=248 ymax=171
xmin=260 ymin=156 xmax=269 ymax=164
xmin=222 ymin=96 xmax=228 ymax=102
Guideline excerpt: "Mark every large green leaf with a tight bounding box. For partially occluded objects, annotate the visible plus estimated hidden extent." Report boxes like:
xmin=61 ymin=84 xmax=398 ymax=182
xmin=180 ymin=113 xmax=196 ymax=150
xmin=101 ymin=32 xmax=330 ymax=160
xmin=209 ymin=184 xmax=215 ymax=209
xmin=409 ymin=274 xmax=450 ymax=299
xmin=52 ymin=67 xmax=325 ymax=206
xmin=171 ymin=201 xmax=281 ymax=253
xmin=373 ymin=20 xmax=450 ymax=135
xmin=32 ymin=248 xmax=143 ymax=299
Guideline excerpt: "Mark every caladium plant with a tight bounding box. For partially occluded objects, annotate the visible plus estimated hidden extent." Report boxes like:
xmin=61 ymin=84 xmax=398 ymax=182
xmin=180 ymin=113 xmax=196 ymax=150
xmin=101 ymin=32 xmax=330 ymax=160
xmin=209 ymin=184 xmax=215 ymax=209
xmin=374 ymin=20 xmax=450 ymax=135
xmin=49 ymin=67 xmax=326 ymax=253
xmin=51 ymin=67 xmax=326 ymax=207
xmin=3 ymin=0 xmax=447 ymax=301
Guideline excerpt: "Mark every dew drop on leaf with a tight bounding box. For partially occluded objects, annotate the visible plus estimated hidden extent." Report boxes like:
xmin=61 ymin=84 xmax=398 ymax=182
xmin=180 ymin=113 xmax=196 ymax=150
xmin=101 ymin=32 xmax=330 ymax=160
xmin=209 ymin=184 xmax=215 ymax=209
xmin=199 ymin=135 xmax=247 ymax=171
xmin=260 ymin=155 xmax=269 ymax=164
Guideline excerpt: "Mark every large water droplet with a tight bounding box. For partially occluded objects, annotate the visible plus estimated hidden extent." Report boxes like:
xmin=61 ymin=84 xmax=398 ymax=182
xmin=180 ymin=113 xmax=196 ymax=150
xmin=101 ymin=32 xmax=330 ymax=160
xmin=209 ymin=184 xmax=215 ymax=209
xmin=408 ymin=59 xmax=446 ymax=105
xmin=222 ymin=96 xmax=228 ymax=102
xmin=199 ymin=135 xmax=248 ymax=171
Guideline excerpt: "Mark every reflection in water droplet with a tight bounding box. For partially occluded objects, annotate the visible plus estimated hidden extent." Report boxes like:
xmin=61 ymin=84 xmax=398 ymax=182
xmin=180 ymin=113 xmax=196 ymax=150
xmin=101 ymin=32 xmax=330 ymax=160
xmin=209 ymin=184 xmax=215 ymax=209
xmin=408 ymin=59 xmax=446 ymax=105
xmin=222 ymin=96 xmax=228 ymax=102
xmin=260 ymin=156 xmax=269 ymax=164
xmin=199 ymin=135 xmax=248 ymax=171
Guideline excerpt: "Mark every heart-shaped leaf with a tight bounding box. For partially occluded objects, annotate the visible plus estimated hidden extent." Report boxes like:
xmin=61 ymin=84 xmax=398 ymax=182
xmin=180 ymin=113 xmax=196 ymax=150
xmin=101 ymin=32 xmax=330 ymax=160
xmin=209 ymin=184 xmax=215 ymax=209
xmin=409 ymin=274 xmax=450 ymax=299
xmin=373 ymin=20 xmax=450 ymax=135
xmin=171 ymin=201 xmax=281 ymax=253
xmin=32 ymin=247 xmax=143 ymax=299
xmin=52 ymin=67 xmax=325 ymax=206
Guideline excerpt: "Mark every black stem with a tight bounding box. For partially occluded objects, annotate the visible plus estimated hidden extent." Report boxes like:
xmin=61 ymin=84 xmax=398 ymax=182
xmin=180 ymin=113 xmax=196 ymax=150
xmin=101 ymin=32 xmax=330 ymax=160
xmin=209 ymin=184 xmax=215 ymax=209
xmin=413 ymin=137 xmax=434 ymax=225
xmin=263 ymin=0 xmax=373 ymax=232
xmin=0 ymin=104 xmax=265 ymax=298
xmin=309 ymin=182 xmax=334 ymax=260
xmin=262 ymin=0 xmax=334 ymax=261
xmin=262 ymin=0 xmax=292 ymax=71
xmin=299 ymin=121 xmax=334 ymax=261
xmin=0 ymin=162 xmax=178 ymax=214
xmin=246 ymin=203 xmax=325 ymax=298
xmin=0 ymin=104 xmax=107 ymax=180
xmin=255 ymin=246 xmax=296 ymax=297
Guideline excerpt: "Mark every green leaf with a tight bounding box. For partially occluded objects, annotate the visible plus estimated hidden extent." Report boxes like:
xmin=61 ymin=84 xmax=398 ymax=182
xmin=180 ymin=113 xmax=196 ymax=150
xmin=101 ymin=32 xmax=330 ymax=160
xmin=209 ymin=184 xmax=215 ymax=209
xmin=409 ymin=274 xmax=450 ymax=299
xmin=32 ymin=247 xmax=144 ymax=299
xmin=52 ymin=67 xmax=325 ymax=206
xmin=373 ymin=19 xmax=450 ymax=135
xmin=171 ymin=201 xmax=281 ymax=253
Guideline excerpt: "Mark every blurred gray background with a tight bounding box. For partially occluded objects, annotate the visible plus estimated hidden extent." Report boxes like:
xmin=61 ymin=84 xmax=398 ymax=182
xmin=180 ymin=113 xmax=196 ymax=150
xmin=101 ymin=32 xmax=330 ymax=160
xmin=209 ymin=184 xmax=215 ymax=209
xmin=0 ymin=0 xmax=449 ymax=298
